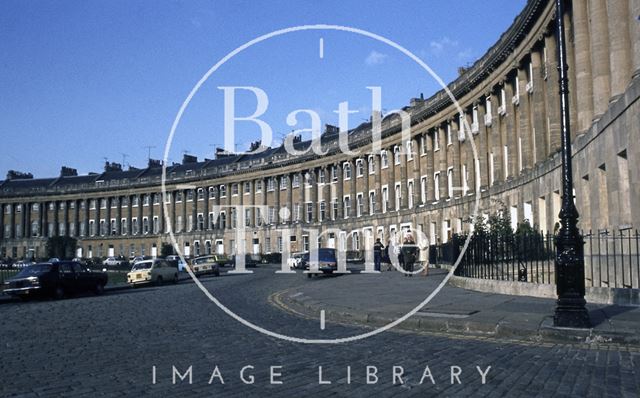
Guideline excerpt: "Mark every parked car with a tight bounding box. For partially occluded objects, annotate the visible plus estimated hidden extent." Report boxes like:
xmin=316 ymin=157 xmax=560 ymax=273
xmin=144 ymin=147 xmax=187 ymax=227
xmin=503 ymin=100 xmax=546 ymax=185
xmin=130 ymin=255 xmax=151 ymax=265
xmin=102 ymin=256 xmax=127 ymax=267
xmin=230 ymin=254 xmax=260 ymax=268
xmin=189 ymin=255 xmax=221 ymax=277
xmin=260 ymin=253 xmax=282 ymax=264
xmin=127 ymin=259 xmax=178 ymax=286
xmin=47 ymin=258 xmax=61 ymax=263
xmin=304 ymin=248 xmax=338 ymax=277
xmin=3 ymin=261 xmax=108 ymax=299
xmin=12 ymin=260 xmax=34 ymax=269
xmin=165 ymin=255 xmax=188 ymax=272
xmin=287 ymin=252 xmax=308 ymax=270
xmin=345 ymin=250 xmax=364 ymax=264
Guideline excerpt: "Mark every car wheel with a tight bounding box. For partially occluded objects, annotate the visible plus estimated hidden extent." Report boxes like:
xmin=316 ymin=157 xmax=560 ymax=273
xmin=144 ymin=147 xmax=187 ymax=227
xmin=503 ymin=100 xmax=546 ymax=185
xmin=94 ymin=283 xmax=105 ymax=295
xmin=155 ymin=276 xmax=163 ymax=286
xmin=53 ymin=286 xmax=65 ymax=300
xmin=307 ymin=273 xmax=312 ymax=278
xmin=173 ymin=274 xmax=178 ymax=284
xmin=214 ymin=268 xmax=220 ymax=277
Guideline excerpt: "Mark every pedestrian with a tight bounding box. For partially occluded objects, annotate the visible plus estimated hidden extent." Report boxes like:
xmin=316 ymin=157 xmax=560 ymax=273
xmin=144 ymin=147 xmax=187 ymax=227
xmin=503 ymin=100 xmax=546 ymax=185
xmin=385 ymin=239 xmax=393 ymax=271
xmin=401 ymin=231 xmax=418 ymax=277
xmin=373 ymin=238 xmax=384 ymax=272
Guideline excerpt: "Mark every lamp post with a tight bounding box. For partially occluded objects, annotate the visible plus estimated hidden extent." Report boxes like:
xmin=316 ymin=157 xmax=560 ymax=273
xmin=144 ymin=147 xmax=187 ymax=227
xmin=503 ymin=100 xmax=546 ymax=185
xmin=553 ymin=0 xmax=590 ymax=328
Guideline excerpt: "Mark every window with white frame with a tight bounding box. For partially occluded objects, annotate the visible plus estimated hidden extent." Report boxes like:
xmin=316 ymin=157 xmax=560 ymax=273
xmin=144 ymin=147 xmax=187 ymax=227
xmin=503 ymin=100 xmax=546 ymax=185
xmin=434 ymin=172 xmax=440 ymax=201
xmin=331 ymin=166 xmax=337 ymax=182
xmin=395 ymin=183 xmax=401 ymax=210
xmin=319 ymin=169 xmax=326 ymax=183
xmin=255 ymin=180 xmax=262 ymax=192
xmin=186 ymin=190 xmax=194 ymax=201
xmin=368 ymin=155 xmax=375 ymax=174
xmin=280 ymin=176 xmax=288 ymax=190
xmin=408 ymin=181 xmax=414 ymax=208
xmin=434 ymin=130 xmax=440 ymax=151
xmin=220 ymin=185 xmax=227 ymax=197
xmin=153 ymin=216 xmax=160 ymax=234
xmin=421 ymin=176 xmax=427 ymax=204
xmin=244 ymin=182 xmax=251 ymax=194
xmin=306 ymin=202 xmax=313 ymax=223
xmin=382 ymin=186 xmax=388 ymax=213
xmin=267 ymin=178 xmax=275 ymax=191
xmin=292 ymin=174 xmax=300 ymax=187
xmin=381 ymin=150 xmax=389 ymax=168
xmin=446 ymin=122 xmax=452 ymax=146
xmin=369 ymin=191 xmax=375 ymax=215
xmin=197 ymin=188 xmax=204 ymax=200
xmin=232 ymin=183 xmax=239 ymax=195
xmin=406 ymin=140 xmax=413 ymax=161
xmin=209 ymin=186 xmax=216 ymax=198
xmin=319 ymin=201 xmax=326 ymax=221
xmin=356 ymin=159 xmax=364 ymax=177
xmin=343 ymin=196 xmax=351 ymax=218
xmin=343 ymin=163 xmax=352 ymax=179
xmin=356 ymin=193 xmax=363 ymax=217
xmin=394 ymin=146 xmax=401 ymax=165
xmin=420 ymin=135 xmax=427 ymax=155
xmin=332 ymin=200 xmax=338 ymax=220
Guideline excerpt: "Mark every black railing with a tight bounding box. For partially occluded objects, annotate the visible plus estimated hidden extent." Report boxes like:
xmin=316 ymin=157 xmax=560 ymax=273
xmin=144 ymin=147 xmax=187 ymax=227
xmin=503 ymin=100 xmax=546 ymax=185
xmin=446 ymin=229 xmax=640 ymax=290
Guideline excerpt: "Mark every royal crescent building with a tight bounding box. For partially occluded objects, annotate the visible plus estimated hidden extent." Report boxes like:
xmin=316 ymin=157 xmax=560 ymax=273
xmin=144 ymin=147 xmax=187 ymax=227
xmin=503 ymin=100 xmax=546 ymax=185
xmin=1 ymin=0 xmax=639 ymax=261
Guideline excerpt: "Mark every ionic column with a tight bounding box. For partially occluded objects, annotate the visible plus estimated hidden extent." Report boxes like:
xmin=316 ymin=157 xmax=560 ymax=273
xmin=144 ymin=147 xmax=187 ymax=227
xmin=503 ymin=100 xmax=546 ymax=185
xmin=544 ymin=32 xmax=561 ymax=153
xmin=272 ymin=177 xmax=280 ymax=224
xmin=348 ymin=161 xmax=356 ymax=217
xmin=24 ymin=202 xmax=30 ymax=238
xmin=203 ymin=189 xmax=210 ymax=231
xmin=53 ymin=201 xmax=59 ymax=237
xmin=139 ymin=195 xmax=144 ymax=235
xmin=74 ymin=200 xmax=80 ymax=237
xmin=116 ymin=198 xmax=122 ymax=235
xmin=588 ymin=0 xmax=612 ymax=117
xmin=399 ymin=149 xmax=408 ymax=209
xmin=374 ymin=154 xmax=382 ymax=213
xmin=336 ymin=163 xmax=344 ymax=219
xmin=63 ymin=200 xmax=69 ymax=237
xmin=517 ymin=65 xmax=532 ymax=171
xmin=530 ymin=48 xmax=548 ymax=164
xmin=105 ymin=198 xmax=111 ymax=236
xmin=225 ymin=187 xmax=232 ymax=230
xmin=287 ymin=174 xmax=293 ymax=224
xmin=477 ymin=102 xmax=489 ymax=190
xmin=83 ymin=200 xmax=89 ymax=237
xmin=311 ymin=169 xmax=319 ymax=222
xmin=631 ymin=0 xmax=640 ymax=77
xmin=503 ymin=79 xmax=517 ymax=180
xmin=0 ymin=204 xmax=4 ymax=240
xmin=572 ymin=0 xmax=594 ymax=132
xmin=387 ymin=148 xmax=396 ymax=210
xmin=607 ymin=0 xmax=632 ymax=97
xmin=362 ymin=157 xmax=370 ymax=214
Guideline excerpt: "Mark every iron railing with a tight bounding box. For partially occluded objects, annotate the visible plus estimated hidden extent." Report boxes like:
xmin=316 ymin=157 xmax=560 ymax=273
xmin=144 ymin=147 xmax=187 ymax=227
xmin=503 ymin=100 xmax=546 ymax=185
xmin=444 ymin=229 xmax=640 ymax=290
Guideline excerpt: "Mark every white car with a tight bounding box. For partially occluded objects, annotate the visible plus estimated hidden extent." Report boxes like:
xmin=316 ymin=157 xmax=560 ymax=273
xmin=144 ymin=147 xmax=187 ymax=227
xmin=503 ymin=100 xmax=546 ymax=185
xmin=127 ymin=259 xmax=178 ymax=286
xmin=287 ymin=252 xmax=308 ymax=270
xmin=103 ymin=257 xmax=125 ymax=267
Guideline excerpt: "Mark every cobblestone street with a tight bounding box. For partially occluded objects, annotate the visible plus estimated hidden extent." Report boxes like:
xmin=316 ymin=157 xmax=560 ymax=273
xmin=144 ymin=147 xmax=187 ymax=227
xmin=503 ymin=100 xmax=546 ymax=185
xmin=1 ymin=265 xmax=638 ymax=397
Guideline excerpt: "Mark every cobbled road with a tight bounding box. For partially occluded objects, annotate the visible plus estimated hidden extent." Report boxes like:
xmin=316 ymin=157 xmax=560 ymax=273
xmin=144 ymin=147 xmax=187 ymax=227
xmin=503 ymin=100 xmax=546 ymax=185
xmin=1 ymin=264 xmax=638 ymax=397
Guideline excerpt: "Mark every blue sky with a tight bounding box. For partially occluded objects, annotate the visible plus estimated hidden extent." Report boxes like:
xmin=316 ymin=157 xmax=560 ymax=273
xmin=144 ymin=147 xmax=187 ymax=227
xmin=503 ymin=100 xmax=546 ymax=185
xmin=0 ymin=0 xmax=526 ymax=178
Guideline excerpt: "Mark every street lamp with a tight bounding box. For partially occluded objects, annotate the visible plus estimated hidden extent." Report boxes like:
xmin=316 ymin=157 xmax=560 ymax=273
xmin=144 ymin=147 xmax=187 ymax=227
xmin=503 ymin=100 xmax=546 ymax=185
xmin=553 ymin=0 xmax=590 ymax=328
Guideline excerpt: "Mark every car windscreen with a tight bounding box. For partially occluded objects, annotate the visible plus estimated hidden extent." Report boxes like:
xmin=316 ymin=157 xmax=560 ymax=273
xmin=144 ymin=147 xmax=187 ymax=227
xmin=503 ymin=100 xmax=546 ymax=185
xmin=16 ymin=264 xmax=53 ymax=277
xmin=193 ymin=257 xmax=211 ymax=265
xmin=132 ymin=261 xmax=152 ymax=270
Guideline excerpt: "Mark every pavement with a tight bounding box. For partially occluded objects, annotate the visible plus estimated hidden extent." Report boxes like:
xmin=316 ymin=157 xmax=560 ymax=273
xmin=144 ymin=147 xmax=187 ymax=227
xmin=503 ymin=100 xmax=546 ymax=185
xmin=273 ymin=267 xmax=640 ymax=347
xmin=1 ymin=264 xmax=639 ymax=397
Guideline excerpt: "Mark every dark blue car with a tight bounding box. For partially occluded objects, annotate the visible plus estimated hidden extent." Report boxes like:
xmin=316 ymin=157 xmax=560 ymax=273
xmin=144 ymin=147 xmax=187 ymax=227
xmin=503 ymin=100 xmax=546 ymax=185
xmin=303 ymin=248 xmax=338 ymax=277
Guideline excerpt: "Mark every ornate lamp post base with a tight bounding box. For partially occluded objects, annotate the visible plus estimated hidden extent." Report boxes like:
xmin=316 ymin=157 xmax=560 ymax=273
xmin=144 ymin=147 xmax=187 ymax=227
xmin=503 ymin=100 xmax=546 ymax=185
xmin=554 ymin=297 xmax=591 ymax=328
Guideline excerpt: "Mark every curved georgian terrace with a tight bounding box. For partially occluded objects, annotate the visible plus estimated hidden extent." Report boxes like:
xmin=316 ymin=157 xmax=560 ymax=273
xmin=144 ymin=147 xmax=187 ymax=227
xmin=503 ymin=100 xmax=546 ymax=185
xmin=1 ymin=0 xmax=638 ymax=264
